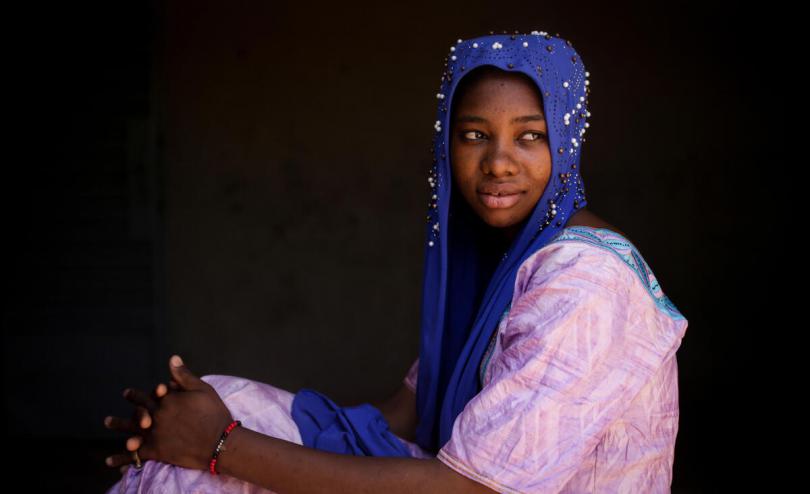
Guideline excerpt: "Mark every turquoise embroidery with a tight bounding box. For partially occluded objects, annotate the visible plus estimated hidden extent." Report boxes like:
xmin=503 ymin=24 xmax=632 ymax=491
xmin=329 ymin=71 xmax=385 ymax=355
xmin=476 ymin=226 xmax=685 ymax=390
xmin=548 ymin=226 xmax=686 ymax=321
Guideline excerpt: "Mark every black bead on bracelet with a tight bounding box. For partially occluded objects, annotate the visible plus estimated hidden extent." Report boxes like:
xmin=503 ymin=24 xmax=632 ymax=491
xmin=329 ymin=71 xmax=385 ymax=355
xmin=209 ymin=419 xmax=242 ymax=475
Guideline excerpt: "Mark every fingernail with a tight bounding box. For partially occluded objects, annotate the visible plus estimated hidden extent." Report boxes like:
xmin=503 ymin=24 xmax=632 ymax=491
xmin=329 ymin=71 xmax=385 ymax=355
xmin=104 ymin=416 xmax=112 ymax=427
xmin=123 ymin=388 xmax=130 ymax=398
xmin=105 ymin=456 xmax=113 ymax=466
xmin=171 ymin=355 xmax=183 ymax=367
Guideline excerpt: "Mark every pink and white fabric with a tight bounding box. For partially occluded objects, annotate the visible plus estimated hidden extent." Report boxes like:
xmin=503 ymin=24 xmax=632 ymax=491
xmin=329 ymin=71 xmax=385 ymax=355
xmin=106 ymin=226 xmax=687 ymax=493
xmin=404 ymin=227 xmax=688 ymax=493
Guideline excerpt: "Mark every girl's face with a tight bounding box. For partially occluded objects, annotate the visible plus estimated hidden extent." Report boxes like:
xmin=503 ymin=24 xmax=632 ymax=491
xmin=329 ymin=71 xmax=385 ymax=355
xmin=450 ymin=70 xmax=552 ymax=239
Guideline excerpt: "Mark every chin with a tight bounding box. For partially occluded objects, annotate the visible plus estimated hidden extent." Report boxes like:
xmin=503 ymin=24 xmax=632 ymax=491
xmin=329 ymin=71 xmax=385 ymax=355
xmin=479 ymin=211 xmax=520 ymax=229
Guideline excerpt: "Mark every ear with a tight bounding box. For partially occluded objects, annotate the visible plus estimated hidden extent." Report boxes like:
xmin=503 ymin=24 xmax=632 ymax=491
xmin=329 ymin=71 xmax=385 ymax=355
xmin=168 ymin=355 xmax=203 ymax=391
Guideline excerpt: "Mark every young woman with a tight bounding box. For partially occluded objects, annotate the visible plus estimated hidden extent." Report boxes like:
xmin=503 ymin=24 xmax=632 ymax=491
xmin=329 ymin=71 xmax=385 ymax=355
xmin=103 ymin=31 xmax=688 ymax=493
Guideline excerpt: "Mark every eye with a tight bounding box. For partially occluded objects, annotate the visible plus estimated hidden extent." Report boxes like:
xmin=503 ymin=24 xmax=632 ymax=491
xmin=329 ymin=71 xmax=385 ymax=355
xmin=521 ymin=132 xmax=547 ymax=142
xmin=461 ymin=130 xmax=486 ymax=141
xmin=459 ymin=130 xmax=547 ymax=142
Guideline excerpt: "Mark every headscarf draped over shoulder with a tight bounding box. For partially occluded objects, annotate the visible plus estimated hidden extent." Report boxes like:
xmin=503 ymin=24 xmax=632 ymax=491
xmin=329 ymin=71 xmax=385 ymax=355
xmin=291 ymin=30 xmax=592 ymax=457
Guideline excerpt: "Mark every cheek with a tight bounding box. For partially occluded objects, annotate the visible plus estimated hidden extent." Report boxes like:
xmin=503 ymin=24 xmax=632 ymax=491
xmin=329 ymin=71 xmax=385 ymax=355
xmin=450 ymin=159 xmax=476 ymax=186
xmin=529 ymin=164 xmax=552 ymax=195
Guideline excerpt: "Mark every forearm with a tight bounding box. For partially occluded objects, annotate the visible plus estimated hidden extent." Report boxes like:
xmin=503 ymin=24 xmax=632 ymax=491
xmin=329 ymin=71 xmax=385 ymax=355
xmin=217 ymin=426 xmax=451 ymax=494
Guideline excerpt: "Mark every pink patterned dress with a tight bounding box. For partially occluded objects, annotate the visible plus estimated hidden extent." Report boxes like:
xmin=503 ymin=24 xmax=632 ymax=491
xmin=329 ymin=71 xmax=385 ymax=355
xmin=105 ymin=226 xmax=687 ymax=493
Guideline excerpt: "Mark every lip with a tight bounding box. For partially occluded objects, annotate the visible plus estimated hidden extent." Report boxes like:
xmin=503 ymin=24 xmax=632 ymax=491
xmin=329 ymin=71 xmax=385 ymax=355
xmin=478 ymin=191 xmax=523 ymax=209
xmin=477 ymin=183 xmax=524 ymax=195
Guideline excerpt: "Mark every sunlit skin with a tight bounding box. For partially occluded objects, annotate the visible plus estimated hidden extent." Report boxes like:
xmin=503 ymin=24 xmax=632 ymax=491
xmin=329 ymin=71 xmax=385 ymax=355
xmin=450 ymin=67 xmax=626 ymax=243
xmin=450 ymin=68 xmax=552 ymax=244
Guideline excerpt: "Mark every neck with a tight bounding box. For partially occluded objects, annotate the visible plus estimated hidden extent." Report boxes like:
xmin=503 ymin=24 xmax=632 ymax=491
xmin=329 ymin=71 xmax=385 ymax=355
xmin=502 ymin=224 xmax=519 ymax=244
xmin=503 ymin=213 xmax=532 ymax=244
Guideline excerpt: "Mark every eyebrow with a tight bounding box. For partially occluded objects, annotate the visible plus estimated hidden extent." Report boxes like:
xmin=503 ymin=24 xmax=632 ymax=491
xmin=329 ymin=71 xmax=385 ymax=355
xmin=455 ymin=113 xmax=545 ymax=124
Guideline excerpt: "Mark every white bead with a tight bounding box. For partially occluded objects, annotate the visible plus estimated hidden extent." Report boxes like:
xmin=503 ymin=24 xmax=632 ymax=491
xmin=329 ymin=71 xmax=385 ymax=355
xmin=522 ymin=41 xmax=528 ymax=47
xmin=584 ymin=80 xmax=589 ymax=86
xmin=563 ymin=81 xmax=569 ymax=88
xmin=457 ymin=39 xmax=462 ymax=43
xmin=429 ymin=241 xmax=434 ymax=247
xmin=473 ymin=43 xmax=478 ymax=48
xmin=450 ymin=46 xmax=455 ymax=52
xmin=451 ymin=55 xmax=456 ymax=61
xmin=584 ymin=122 xmax=589 ymax=128
xmin=586 ymin=111 xmax=591 ymax=117
xmin=585 ymin=71 xmax=590 ymax=77
xmin=579 ymin=96 xmax=585 ymax=102
xmin=576 ymin=103 xmax=581 ymax=109
xmin=432 ymin=194 xmax=437 ymax=199
xmin=564 ymin=112 xmax=570 ymax=119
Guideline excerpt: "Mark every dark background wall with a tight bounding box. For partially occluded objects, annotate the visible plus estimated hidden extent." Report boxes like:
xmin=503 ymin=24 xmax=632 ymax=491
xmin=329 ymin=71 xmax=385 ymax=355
xmin=6 ymin=0 xmax=760 ymax=491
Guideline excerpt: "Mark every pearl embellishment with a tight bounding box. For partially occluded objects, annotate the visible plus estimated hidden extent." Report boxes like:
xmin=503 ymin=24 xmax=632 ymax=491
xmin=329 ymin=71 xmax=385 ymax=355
xmin=425 ymin=30 xmax=591 ymax=249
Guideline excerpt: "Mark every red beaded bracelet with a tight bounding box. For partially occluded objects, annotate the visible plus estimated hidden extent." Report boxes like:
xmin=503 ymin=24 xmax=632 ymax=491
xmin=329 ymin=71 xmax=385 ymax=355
xmin=209 ymin=419 xmax=242 ymax=475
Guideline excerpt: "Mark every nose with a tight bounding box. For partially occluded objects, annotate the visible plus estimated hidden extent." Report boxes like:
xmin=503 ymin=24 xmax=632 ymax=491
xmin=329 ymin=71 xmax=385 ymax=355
xmin=481 ymin=139 xmax=518 ymax=177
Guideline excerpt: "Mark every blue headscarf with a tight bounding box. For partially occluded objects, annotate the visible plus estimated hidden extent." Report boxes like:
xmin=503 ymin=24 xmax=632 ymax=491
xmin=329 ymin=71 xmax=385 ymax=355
xmin=291 ymin=30 xmax=590 ymax=457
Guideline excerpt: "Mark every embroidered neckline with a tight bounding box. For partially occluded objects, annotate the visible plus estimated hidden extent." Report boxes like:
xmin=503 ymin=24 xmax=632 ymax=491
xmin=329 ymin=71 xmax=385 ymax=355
xmin=478 ymin=225 xmax=686 ymax=389
xmin=549 ymin=226 xmax=686 ymax=321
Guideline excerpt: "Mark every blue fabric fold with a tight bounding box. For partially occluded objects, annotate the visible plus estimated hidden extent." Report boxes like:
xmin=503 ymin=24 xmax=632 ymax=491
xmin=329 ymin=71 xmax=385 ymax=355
xmin=291 ymin=30 xmax=591 ymax=457
xmin=291 ymin=388 xmax=412 ymax=457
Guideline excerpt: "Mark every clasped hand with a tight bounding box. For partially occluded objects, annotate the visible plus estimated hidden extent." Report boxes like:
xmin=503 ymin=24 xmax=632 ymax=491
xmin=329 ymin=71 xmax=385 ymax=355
xmin=103 ymin=355 xmax=235 ymax=473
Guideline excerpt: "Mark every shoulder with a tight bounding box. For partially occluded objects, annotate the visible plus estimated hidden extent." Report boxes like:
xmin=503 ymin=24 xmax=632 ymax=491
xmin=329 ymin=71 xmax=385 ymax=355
xmin=498 ymin=227 xmax=689 ymax=377
xmin=513 ymin=226 xmax=686 ymax=322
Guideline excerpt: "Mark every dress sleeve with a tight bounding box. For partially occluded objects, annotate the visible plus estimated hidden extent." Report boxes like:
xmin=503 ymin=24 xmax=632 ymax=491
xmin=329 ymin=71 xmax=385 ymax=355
xmin=436 ymin=245 xmax=687 ymax=493
xmin=403 ymin=357 xmax=419 ymax=393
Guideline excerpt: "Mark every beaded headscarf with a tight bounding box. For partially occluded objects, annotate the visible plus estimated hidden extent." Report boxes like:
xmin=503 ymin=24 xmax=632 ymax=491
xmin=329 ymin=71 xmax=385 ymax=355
xmin=414 ymin=30 xmax=590 ymax=453
xmin=290 ymin=29 xmax=591 ymax=458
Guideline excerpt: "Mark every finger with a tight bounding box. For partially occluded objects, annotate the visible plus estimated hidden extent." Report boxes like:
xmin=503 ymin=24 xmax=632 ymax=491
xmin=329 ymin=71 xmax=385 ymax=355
xmin=155 ymin=382 xmax=168 ymax=398
xmin=168 ymin=355 xmax=204 ymax=391
xmin=127 ymin=435 xmax=143 ymax=452
xmin=123 ymin=387 xmax=159 ymax=415
xmin=106 ymin=448 xmax=147 ymax=469
xmin=104 ymin=415 xmax=139 ymax=434
xmin=105 ymin=452 xmax=136 ymax=468
xmin=136 ymin=406 xmax=152 ymax=429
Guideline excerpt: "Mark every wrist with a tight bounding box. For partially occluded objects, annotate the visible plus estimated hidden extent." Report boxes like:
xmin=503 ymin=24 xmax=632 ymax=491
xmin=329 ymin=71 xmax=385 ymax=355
xmin=209 ymin=419 xmax=243 ymax=475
